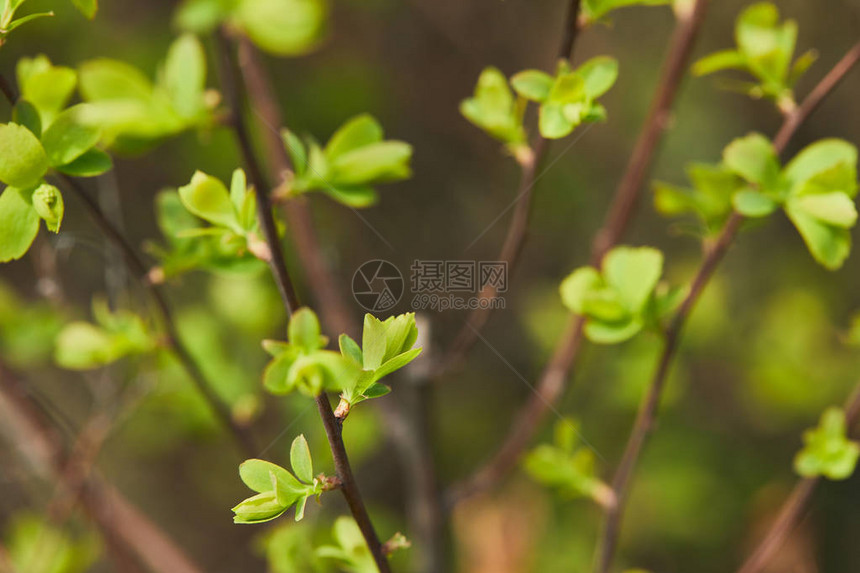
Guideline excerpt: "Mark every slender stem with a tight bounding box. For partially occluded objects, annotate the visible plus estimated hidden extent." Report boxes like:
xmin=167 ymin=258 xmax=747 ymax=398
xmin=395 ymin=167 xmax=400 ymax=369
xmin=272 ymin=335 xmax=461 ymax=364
xmin=233 ymin=33 xmax=356 ymax=338
xmin=445 ymin=0 xmax=710 ymax=506
xmin=735 ymin=386 xmax=860 ymax=573
xmin=441 ymin=0 xmax=582 ymax=373
xmin=0 ymin=74 xmax=256 ymax=457
xmin=0 ymin=363 xmax=204 ymax=573
xmin=56 ymin=174 xmax=257 ymax=458
xmin=593 ymin=41 xmax=860 ymax=573
xmin=215 ymin=29 xmax=391 ymax=573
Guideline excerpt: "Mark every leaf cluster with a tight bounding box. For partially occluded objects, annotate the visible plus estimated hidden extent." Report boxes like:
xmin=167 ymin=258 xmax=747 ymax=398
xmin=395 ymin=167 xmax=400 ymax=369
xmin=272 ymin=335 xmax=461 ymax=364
xmin=794 ymin=407 xmax=860 ymax=480
xmin=233 ymin=435 xmax=325 ymax=523
xmin=693 ymin=2 xmax=816 ymax=108
xmin=283 ymin=114 xmax=413 ymax=208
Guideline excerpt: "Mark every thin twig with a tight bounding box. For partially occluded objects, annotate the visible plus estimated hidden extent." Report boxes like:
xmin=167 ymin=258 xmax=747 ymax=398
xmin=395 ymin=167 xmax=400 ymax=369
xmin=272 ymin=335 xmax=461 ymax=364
xmin=0 ymin=76 xmax=257 ymax=457
xmin=215 ymin=29 xmax=391 ymax=573
xmin=735 ymin=386 xmax=860 ymax=573
xmin=594 ymin=41 xmax=860 ymax=573
xmin=440 ymin=0 xmax=583 ymax=373
xmin=446 ymin=0 xmax=711 ymax=506
xmin=0 ymin=363 xmax=204 ymax=573
xmin=58 ymin=174 xmax=258 ymax=457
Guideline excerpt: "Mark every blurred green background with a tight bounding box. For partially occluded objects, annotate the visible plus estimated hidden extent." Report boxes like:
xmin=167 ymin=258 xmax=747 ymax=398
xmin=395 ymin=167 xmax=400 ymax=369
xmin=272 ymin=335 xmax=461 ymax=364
xmin=2 ymin=0 xmax=860 ymax=571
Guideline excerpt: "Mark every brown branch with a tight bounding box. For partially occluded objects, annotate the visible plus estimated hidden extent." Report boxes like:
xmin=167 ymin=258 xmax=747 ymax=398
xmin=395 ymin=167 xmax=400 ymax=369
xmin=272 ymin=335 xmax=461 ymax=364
xmin=440 ymin=0 xmax=583 ymax=373
xmin=735 ymin=386 xmax=860 ymax=573
xmin=0 ymin=363 xmax=204 ymax=573
xmin=233 ymin=33 xmax=355 ymax=338
xmin=593 ymin=41 xmax=860 ymax=573
xmin=446 ymin=0 xmax=711 ymax=506
xmin=214 ymin=29 xmax=391 ymax=573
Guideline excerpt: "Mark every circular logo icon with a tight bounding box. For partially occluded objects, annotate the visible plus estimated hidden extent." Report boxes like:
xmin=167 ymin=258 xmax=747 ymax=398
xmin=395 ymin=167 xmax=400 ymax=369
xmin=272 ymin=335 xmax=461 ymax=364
xmin=352 ymin=260 xmax=404 ymax=312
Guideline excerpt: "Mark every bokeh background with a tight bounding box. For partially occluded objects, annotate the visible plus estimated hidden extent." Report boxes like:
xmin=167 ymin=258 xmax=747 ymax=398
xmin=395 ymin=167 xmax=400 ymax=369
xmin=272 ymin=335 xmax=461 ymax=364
xmin=2 ymin=0 xmax=860 ymax=571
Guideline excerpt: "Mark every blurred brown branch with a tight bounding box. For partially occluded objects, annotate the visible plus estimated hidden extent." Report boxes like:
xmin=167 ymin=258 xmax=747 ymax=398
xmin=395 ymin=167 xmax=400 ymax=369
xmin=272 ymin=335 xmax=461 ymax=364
xmin=594 ymin=39 xmax=860 ymax=573
xmin=0 ymin=363 xmax=204 ymax=573
xmin=446 ymin=0 xmax=712 ymax=507
xmin=214 ymin=28 xmax=392 ymax=573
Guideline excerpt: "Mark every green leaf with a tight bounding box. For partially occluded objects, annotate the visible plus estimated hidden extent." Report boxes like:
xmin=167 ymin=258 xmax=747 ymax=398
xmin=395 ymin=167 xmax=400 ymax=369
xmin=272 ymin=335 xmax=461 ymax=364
xmin=722 ymin=133 xmax=781 ymax=189
xmin=233 ymin=0 xmax=327 ymax=56
xmin=30 ymin=183 xmax=64 ymax=232
xmin=239 ymin=459 xmax=300 ymax=493
xmin=559 ymin=267 xmax=602 ymax=314
xmin=584 ymin=316 xmax=643 ymax=344
xmin=0 ymin=123 xmax=48 ymax=188
xmin=263 ymin=349 xmax=298 ymax=394
xmin=0 ymin=187 xmax=40 ymax=263
xmin=330 ymin=141 xmax=413 ymax=186
xmin=324 ymin=114 xmax=383 ymax=160
xmin=791 ymin=193 xmax=857 ymax=228
xmin=70 ymin=0 xmax=97 ymax=18
xmin=54 ymin=322 xmax=118 ymax=369
xmin=293 ymin=495 xmax=308 ymax=522
xmin=288 ymin=307 xmax=325 ymax=353
xmin=602 ymin=246 xmax=663 ymax=313
xmin=576 ymin=56 xmax=618 ymax=99
xmin=321 ymin=185 xmax=378 ymax=208
xmin=783 ymin=139 xmax=858 ymax=189
xmin=735 ymin=2 xmax=795 ymax=85
xmin=232 ymin=491 xmax=288 ymax=524
xmin=16 ymin=56 xmax=77 ymax=126
xmin=163 ymin=34 xmax=207 ymax=119
xmin=178 ymin=171 xmax=240 ymax=229
xmin=732 ymin=188 xmax=778 ymax=217
xmin=510 ymin=70 xmax=554 ymax=102
xmin=78 ymin=59 xmax=154 ymax=101
xmin=539 ymin=101 xmax=574 ymax=139
xmin=582 ymin=0 xmax=670 ymax=21
xmin=362 ymin=382 xmax=391 ymax=399
xmin=372 ymin=347 xmax=421 ymax=382
xmin=5 ymin=11 xmax=55 ymax=33
xmin=56 ymin=148 xmax=113 ymax=177
xmin=693 ymin=50 xmax=746 ymax=76
xmin=12 ymin=100 xmax=41 ymax=137
xmin=786 ymin=203 xmax=852 ymax=270
xmin=290 ymin=435 xmax=313 ymax=483
xmin=460 ymin=67 xmax=525 ymax=145
xmin=40 ymin=105 xmax=102 ymax=167
xmin=282 ymin=129 xmax=308 ymax=178
xmin=339 ymin=334 xmax=362 ymax=365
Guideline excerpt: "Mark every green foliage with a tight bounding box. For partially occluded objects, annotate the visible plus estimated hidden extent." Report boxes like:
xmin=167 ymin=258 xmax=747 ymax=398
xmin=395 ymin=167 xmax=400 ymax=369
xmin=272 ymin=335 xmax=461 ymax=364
xmin=148 ymin=169 xmax=274 ymax=276
xmin=315 ymin=516 xmax=377 ymax=573
xmin=653 ymin=163 xmax=742 ymax=234
xmin=524 ymin=419 xmax=612 ymax=505
xmin=560 ymin=246 xmax=670 ymax=344
xmin=256 ymin=522 xmax=322 ymax=572
xmin=794 ymin=407 xmax=859 ymax=480
xmin=725 ymin=134 xmax=858 ymax=269
xmin=512 ymin=56 xmax=618 ymax=139
xmin=262 ymin=307 xmax=359 ymax=397
xmin=581 ymin=0 xmax=670 ymax=23
xmin=282 ymin=114 xmax=413 ymax=208
xmin=0 ymin=1 xmax=57 ymax=45
xmin=148 ymin=185 xmax=266 ymax=280
xmin=54 ymin=299 xmax=156 ymax=369
xmin=77 ymin=34 xmax=215 ymax=147
xmin=3 ymin=513 xmax=100 ymax=573
xmin=336 ymin=313 xmax=421 ymax=414
xmin=0 ymin=56 xmax=115 ymax=263
xmin=693 ymin=2 xmax=815 ymax=108
xmin=460 ymin=67 xmax=528 ymax=153
xmin=175 ymin=0 xmax=327 ymax=56
xmin=0 ymin=281 xmax=64 ymax=368
xmin=654 ymin=134 xmax=858 ymax=269
xmin=233 ymin=435 xmax=326 ymax=523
